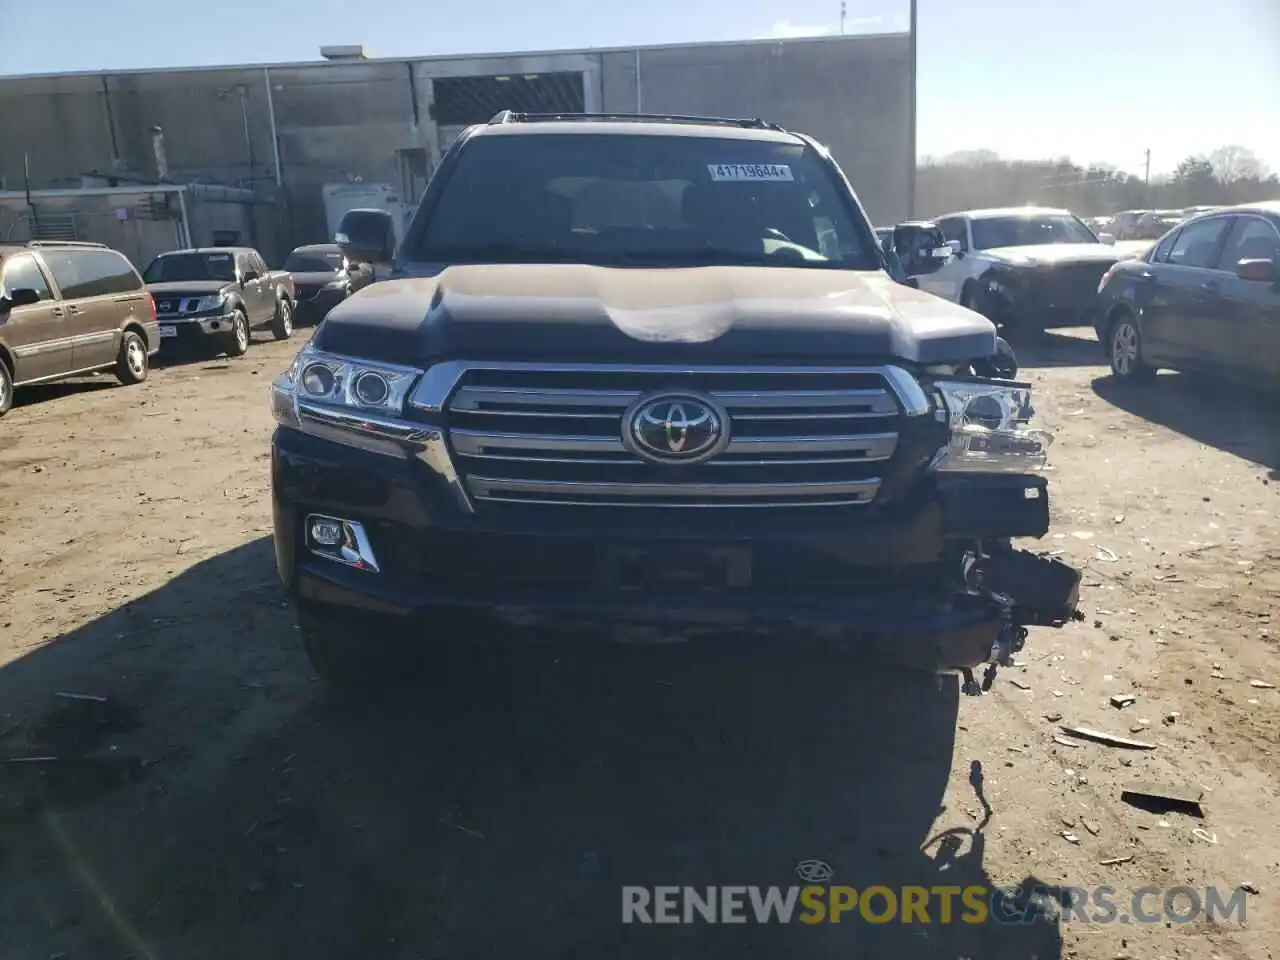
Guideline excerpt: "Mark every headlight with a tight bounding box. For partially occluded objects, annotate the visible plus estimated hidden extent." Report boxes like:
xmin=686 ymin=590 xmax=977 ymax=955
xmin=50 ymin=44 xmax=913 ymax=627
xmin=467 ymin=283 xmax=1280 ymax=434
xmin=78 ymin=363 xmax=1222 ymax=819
xmin=195 ymin=294 xmax=225 ymax=312
xmin=929 ymin=379 xmax=1052 ymax=474
xmin=272 ymin=343 xmax=422 ymax=429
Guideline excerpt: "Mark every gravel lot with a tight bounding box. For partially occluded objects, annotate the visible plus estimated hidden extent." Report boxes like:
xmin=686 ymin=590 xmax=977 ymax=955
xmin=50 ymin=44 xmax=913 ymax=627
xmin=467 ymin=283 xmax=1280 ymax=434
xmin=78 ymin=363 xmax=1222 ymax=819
xmin=1 ymin=327 xmax=1277 ymax=960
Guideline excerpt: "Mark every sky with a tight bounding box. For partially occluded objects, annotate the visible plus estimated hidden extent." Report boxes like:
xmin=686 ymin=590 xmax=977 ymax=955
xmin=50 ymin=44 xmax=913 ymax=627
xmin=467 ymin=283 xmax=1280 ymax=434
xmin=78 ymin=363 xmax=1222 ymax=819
xmin=1 ymin=0 xmax=1277 ymax=178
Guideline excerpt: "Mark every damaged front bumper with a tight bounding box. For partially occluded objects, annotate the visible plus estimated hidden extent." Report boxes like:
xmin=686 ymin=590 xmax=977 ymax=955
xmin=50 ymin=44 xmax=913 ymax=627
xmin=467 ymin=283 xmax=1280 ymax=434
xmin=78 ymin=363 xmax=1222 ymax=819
xmin=272 ymin=425 xmax=1083 ymax=684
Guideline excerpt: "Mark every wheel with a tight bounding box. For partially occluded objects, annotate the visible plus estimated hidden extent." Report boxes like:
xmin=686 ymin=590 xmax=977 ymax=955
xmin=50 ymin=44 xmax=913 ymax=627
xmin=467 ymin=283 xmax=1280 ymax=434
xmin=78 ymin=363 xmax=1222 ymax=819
xmin=1108 ymin=311 xmax=1156 ymax=381
xmin=0 ymin=359 xmax=13 ymax=416
xmin=225 ymin=309 xmax=250 ymax=357
xmin=270 ymin=299 xmax=294 ymax=341
xmin=115 ymin=330 xmax=149 ymax=385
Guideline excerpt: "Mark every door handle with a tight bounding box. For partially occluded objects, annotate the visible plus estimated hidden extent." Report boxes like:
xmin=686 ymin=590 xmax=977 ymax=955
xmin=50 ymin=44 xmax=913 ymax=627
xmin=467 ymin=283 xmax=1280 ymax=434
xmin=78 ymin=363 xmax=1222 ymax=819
xmin=1139 ymin=271 xmax=1154 ymax=280
xmin=50 ymin=307 xmax=64 ymax=317
xmin=67 ymin=304 xmax=81 ymax=314
xmin=1201 ymin=280 xmax=1220 ymax=293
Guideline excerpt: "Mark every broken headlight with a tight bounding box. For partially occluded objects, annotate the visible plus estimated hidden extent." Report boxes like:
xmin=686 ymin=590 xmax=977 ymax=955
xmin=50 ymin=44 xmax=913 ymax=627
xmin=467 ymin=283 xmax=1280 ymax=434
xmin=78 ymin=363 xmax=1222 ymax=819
xmin=929 ymin=379 xmax=1052 ymax=474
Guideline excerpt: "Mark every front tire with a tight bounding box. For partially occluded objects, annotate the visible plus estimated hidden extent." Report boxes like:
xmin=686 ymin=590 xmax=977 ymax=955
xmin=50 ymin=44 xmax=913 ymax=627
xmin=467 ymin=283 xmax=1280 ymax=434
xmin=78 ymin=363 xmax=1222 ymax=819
xmin=225 ymin=309 xmax=250 ymax=357
xmin=271 ymin=299 xmax=294 ymax=341
xmin=115 ymin=330 xmax=149 ymax=385
xmin=1108 ymin=311 xmax=1156 ymax=381
xmin=0 ymin=360 xmax=13 ymax=416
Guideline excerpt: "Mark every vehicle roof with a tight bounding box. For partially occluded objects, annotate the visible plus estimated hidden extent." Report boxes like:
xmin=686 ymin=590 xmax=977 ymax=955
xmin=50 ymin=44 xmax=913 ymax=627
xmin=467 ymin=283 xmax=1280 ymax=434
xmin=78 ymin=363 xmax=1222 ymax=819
xmin=1225 ymin=200 xmax=1280 ymax=217
xmin=153 ymin=247 xmax=253 ymax=256
xmin=468 ymin=120 xmax=804 ymax=144
xmin=943 ymin=206 xmax=1073 ymax=220
xmin=289 ymin=243 xmax=342 ymax=255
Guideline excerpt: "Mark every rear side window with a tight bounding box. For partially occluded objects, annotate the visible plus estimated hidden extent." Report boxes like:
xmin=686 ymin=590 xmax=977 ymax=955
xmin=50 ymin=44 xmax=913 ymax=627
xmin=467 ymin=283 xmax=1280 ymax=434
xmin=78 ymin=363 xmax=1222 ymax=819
xmin=1165 ymin=218 xmax=1231 ymax=270
xmin=1217 ymin=217 xmax=1280 ymax=269
xmin=42 ymin=248 xmax=142 ymax=299
xmin=1 ymin=254 xmax=54 ymax=301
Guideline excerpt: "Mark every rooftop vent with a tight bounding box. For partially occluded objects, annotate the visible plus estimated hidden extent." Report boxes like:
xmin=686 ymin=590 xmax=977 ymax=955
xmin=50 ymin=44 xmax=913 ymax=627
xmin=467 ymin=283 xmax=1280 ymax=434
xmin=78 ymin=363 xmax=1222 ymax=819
xmin=320 ymin=45 xmax=369 ymax=61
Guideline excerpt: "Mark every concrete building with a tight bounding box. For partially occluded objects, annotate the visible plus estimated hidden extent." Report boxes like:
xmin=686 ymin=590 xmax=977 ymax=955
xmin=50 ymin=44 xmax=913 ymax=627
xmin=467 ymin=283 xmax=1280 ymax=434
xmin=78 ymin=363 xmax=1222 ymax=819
xmin=0 ymin=33 xmax=913 ymax=263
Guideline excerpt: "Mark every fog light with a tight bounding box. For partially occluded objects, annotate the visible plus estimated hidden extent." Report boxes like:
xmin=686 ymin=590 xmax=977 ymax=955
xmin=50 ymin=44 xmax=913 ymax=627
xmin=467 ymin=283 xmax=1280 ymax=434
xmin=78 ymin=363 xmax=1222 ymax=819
xmin=309 ymin=517 xmax=343 ymax=546
xmin=305 ymin=514 xmax=380 ymax=572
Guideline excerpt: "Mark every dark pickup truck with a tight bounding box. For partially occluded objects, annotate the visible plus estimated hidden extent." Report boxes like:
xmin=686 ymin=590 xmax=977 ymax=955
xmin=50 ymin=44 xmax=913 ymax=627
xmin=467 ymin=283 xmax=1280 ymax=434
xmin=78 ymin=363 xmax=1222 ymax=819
xmin=143 ymin=247 xmax=296 ymax=356
xmin=270 ymin=112 xmax=1082 ymax=702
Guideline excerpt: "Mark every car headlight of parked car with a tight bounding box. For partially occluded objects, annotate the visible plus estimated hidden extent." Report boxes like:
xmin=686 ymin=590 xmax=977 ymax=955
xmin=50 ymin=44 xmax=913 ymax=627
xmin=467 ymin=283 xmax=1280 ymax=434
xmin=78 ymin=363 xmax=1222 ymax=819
xmin=195 ymin=294 xmax=227 ymax=312
xmin=929 ymin=379 xmax=1052 ymax=474
xmin=271 ymin=343 xmax=423 ymax=435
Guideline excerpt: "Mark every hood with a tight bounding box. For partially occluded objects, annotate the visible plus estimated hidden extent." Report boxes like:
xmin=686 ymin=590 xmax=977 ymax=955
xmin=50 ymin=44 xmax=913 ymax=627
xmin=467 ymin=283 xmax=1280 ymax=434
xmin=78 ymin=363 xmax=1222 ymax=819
xmin=314 ymin=263 xmax=996 ymax=366
xmin=146 ymin=280 xmax=234 ymax=295
xmin=291 ymin=271 xmax=340 ymax=286
xmin=980 ymin=243 xmax=1122 ymax=266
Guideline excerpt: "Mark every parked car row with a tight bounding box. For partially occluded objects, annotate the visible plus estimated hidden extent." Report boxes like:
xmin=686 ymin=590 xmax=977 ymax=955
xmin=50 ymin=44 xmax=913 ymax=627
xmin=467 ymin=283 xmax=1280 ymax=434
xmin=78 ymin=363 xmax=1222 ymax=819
xmin=0 ymin=239 xmax=371 ymax=416
xmin=877 ymin=200 xmax=1279 ymax=383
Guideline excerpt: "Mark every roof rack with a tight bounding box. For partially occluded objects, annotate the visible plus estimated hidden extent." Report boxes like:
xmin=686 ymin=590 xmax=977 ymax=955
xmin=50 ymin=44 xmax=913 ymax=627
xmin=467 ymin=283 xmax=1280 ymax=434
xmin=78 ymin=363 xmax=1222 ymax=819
xmin=486 ymin=111 xmax=785 ymax=132
xmin=26 ymin=240 xmax=108 ymax=249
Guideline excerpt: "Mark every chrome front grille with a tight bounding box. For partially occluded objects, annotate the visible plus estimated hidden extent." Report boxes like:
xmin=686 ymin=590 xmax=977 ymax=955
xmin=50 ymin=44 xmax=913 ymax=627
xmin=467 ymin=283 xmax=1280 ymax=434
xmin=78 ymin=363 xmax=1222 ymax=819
xmin=412 ymin=362 xmax=927 ymax=510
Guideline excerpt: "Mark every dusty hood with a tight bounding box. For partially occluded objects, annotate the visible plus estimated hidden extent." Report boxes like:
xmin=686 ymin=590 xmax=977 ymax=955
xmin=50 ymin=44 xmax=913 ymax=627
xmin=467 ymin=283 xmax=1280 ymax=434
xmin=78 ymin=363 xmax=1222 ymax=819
xmin=981 ymin=243 xmax=1123 ymax=266
xmin=146 ymin=280 xmax=233 ymax=296
xmin=314 ymin=263 xmax=996 ymax=366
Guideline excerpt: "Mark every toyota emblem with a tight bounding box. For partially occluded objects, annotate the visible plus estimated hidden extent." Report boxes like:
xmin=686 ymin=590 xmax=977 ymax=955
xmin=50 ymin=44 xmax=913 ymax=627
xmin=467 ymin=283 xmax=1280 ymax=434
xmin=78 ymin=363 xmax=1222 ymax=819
xmin=624 ymin=392 xmax=729 ymax=464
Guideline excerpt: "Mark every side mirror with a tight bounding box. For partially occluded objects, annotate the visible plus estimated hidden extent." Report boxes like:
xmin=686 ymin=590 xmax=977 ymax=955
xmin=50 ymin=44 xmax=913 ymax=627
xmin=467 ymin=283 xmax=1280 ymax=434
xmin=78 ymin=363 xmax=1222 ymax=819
xmin=946 ymin=240 xmax=964 ymax=258
xmin=335 ymin=208 xmax=397 ymax=267
xmin=2 ymin=287 xmax=41 ymax=308
xmin=931 ymin=246 xmax=952 ymax=259
xmin=241 ymin=270 xmax=259 ymax=284
xmin=1098 ymin=232 xmax=1116 ymax=246
xmin=1237 ymin=257 xmax=1277 ymax=283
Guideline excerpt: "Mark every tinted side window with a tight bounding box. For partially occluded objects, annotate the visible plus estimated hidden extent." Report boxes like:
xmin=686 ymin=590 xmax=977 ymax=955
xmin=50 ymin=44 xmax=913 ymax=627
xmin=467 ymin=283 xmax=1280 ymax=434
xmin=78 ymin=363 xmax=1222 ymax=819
xmin=42 ymin=249 xmax=141 ymax=299
xmin=1 ymin=254 xmax=54 ymax=301
xmin=1150 ymin=230 xmax=1179 ymax=263
xmin=1217 ymin=217 xmax=1280 ymax=269
xmin=1166 ymin=218 xmax=1231 ymax=269
xmin=937 ymin=218 xmax=968 ymax=250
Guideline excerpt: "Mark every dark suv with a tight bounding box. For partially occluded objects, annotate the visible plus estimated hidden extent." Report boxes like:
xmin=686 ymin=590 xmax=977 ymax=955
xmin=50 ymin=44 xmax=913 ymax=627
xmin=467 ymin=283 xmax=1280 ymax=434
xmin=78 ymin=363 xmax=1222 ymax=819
xmin=270 ymin=113 xmax=1081 ymax=698
xmin=0 ymin=240 xmax=158 ymax=416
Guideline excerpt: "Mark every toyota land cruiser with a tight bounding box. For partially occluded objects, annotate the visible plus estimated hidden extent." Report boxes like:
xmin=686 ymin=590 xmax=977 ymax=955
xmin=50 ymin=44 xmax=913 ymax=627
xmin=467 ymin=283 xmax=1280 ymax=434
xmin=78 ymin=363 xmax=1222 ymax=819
xmin=270 ymin=112 xmax=1082 ymax=699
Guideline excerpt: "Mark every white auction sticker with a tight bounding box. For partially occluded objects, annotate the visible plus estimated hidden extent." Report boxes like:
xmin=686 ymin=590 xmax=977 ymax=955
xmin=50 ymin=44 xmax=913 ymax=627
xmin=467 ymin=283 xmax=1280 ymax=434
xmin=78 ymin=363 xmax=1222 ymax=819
xmin=707 ymin=163 xmax=794 ymax=182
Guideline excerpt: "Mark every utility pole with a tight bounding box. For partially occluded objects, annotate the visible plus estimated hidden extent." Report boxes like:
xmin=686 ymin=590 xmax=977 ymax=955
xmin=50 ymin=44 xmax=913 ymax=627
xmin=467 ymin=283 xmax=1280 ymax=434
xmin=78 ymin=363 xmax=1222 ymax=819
xmin=840 ymin=1 xmax=847 ymax=34
xmin=1143 ymin=148 xmax=1151 ymax=204
xmin=907 ymin=0 xmax=918 ymax=218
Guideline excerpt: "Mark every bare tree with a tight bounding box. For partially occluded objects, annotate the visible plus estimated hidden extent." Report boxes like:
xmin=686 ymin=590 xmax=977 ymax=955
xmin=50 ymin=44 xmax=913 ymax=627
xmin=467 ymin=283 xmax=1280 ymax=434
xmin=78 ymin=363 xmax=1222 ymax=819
xmin=1208 ymin=145 xmax=1269 ymax=183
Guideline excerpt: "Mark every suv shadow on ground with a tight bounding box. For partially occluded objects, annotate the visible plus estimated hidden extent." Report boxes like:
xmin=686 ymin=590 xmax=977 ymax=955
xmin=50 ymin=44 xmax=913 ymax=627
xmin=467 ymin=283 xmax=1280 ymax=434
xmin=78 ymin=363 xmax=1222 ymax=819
xmin=1092 ymin=372 xmax=1280 ymax=471
xmin=0 ymin=538 xmax=1061 ymax=959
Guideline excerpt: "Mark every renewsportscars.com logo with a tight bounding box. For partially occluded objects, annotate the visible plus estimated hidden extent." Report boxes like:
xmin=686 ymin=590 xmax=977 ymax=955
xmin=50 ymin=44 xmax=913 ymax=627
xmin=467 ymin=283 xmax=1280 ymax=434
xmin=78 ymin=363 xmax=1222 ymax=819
xmin=621 ymin=861 xmax=1249 ymax=926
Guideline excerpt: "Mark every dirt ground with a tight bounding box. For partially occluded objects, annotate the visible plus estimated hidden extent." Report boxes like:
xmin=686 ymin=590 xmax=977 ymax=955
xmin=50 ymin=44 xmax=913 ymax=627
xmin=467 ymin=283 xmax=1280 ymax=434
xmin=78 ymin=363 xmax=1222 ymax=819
xmin=1 ymin=327 xmax=1277 ymax=960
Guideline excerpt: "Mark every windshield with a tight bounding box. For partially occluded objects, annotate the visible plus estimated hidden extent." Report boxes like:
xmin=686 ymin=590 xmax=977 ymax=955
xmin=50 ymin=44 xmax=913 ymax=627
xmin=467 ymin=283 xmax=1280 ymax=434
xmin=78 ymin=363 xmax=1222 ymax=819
xmin=285 ymin=253 xmax=343 ymax=273
xmin=143 ymin=252 xmax=237 ymax=283
xmin=970 ymin=215 xmax=1098 ymax=250
xmin=406 ymin=133 xmax=879 ymax=270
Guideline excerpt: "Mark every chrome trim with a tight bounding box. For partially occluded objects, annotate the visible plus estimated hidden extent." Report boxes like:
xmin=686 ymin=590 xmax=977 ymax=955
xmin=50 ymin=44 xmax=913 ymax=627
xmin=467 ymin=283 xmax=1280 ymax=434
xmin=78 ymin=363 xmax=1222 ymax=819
xmin=450 ymin=428 xmax=899 ymax=463
xmin=450 ymin=385 xmax=642 ymax=414
xmin=304 ymin=514 xmax=381 ymax=573
xmin=297 ymin=399 xmax=434 ymax=444
xmin=13 ymin=360 xmax=117 ymax=387
xmin=621 ymin=389 xmax=732 ymax=466
xmin=465 ymin=475 xmax=881 ymax=507
xmin=410 ymin=359 xmax=931 ymax=416
xmin=12 ymin=328 xmax=118 ymax=359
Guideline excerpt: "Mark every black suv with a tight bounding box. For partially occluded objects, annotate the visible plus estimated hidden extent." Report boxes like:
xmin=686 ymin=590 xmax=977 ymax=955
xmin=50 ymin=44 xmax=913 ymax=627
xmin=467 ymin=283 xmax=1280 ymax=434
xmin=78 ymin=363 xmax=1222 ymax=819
xmin=270 ymin=113 xmax=1081 ymax=698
